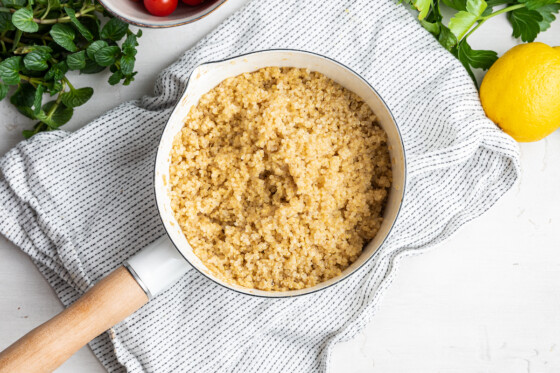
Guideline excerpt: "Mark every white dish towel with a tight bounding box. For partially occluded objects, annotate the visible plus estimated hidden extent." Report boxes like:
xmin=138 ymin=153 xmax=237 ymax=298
xmin=0 ymin=0 xmax=520 ymax=371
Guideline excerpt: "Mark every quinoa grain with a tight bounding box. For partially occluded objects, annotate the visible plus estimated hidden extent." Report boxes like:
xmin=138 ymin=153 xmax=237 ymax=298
xmin=169 ymin=67 xmax=392 ymax=291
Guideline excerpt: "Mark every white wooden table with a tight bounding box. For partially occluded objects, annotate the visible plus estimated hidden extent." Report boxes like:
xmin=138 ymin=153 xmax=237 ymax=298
xmin=1 ymin=2 xmax=559 ymax=372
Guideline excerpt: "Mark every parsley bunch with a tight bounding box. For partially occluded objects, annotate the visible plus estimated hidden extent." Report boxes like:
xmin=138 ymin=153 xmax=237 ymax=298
xmin=403 ymin=0 xmax=560 ymax=87
xmin=0 ymin=0 xmax=141 ymax=137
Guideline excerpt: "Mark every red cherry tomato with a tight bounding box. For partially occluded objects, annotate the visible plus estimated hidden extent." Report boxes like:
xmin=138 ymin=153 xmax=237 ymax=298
xmin=182 ymin=0 xmax=204 ymax=5
xmin=144 ymin=0 xmax=177 ymax=16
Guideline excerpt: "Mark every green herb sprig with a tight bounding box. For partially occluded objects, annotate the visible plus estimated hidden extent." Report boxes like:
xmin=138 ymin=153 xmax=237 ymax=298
xmin=403 ymin=0 xmax=560 ymax=87
xmin=0 ymin=0 xmax=141 ymax=138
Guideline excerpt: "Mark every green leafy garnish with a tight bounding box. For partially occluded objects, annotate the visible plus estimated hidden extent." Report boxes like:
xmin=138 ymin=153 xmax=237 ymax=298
xmin=94 ymin=45 xmax=120 ymax=66
xmin=100 ymin=18 xmax=128 ymax=41
xmin=11 ymin=8 xmax=38 ymax=33
xmin=535 ymin=3 xmax=560 ymax=30
xmin=0 ymin=0 xmax=142 ymax=137
xmin=23 ymin=47 xmax=52 ymax=71
xmin=61 ymin=86 xmax=93 ymax=107
xmin=66 ymin=51 xmax=86 ymax=70
xmin=401 ymin=0 xmax=560 ymax=88
xmin=0 ymin=56 xmax=22 ymax=85
xmin=508 ymin=7 xmax=543 ymax=41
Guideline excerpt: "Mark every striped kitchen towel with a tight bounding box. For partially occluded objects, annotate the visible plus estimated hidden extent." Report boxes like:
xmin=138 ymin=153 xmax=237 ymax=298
xmin=0 ymin=0 xmax=520 ymax=372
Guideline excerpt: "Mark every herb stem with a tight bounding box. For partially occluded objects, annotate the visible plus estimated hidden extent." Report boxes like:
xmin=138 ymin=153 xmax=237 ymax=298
xmin=19 ymin=74 xmax=43 ymax=85
xmin=46 ymin=81 xmax=65 ymax=119
xmin=463 ymin=18 xmax=487 ymax=41
xmin=40 ymin=0 xmax=50 ymax=20
xmin=30 ymin=122 xmax=47 ymax=136
xmin=23 ymin=33 xmax=53 ymax=42
xmin=480 ymin=3 xmax=526 ymax=21
xmin=62 ymin=76 xmax=74 ymax=90
xmin=33 ymin=5 xmax=97 ymax=24
xmin=463 ymin=1 xmax=557 ymax=42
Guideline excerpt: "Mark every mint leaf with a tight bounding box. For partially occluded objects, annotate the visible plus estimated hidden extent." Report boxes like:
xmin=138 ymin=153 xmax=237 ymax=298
xmin=94 ymin=46 xmax=120 ymax=66
xmin=123 ymin=72 xmax=136 ymax=86
xmin=47 ymin=0 xmax=61 ymax=10
xmin=0 ymin=83 xmax=8 ymax=101
xmin=108 ymin=70 xmax=123 ymax=85
xmin=33 ymin=84 xmax=44 ymax=115
xmin=457 ymin=39 xmax=498 ymax=70
xmin=66 ymin=50 xmax=86 ymax=70
xmin=508 ymin=7 xmax=543 ymax=42
xmin=535 ymin=3 xmax=560 ymax=32
xmin=22 ymin=129 xmax=36 ymax=139
xmin=50 ymin=23 xmax=78 ymax=52
xmin=80 ymin=59 xmax=105 ymax=74
xmin=81 ymin=17 xmax=100 ymax=39
xmin=44 ymin=60 xmax=68 ymax=81
xmin=0 ymin=56 xmax=22 ymax=85
xmin=61 ymin=87 xmax=93 ymax=107
xmin=1 ymin=0 xmax=26 ymax=8
xmin=0 ymin=13 xmax=16 ymax=32
xmin=122 ymin=32 xmax=140 ymax=57
xmin=100 ymin=18 xmax=128 ymax=41
xmin=0 ymin=0 xmax=139 ymax=138
xmin=120 ymin=55 xmax=135 ymax=75
xmin=10 ymin=83 xmax=36 ymax=118
xmin=86 ymin=40 xmax=108 ymax=60
xmin=11 ymin=8 xmax=38 ymax=33
xmin=23 ymin=47 xmax=52 ymax=71
xmin=64 ymin=7 xmax=93 ymax=42
xmin=48 ymin=80 xmax=63 ymax=95
xmin=40 ymin=101 xmax=73 ymax=127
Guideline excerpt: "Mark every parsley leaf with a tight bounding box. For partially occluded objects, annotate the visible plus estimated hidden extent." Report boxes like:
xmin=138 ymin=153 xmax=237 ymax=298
xmin=442 ymin=0 xmax=467 ymax=11
xmin=449 ymin=0 xmax=488 ymax=39
xmin=402 ymin=0 xmax=557 ymax=90
xmin=508 ymin=7 xmax=543 ymax=42
xmin=520 ymin=0 xmax=559 ymax=10
xmin=535 ymin=3 xmax=560 ymax=32
xmin=409 ymin=0 xmax=432 ymax=20
xmin=457 ymin=39 xmax=498 ymax=70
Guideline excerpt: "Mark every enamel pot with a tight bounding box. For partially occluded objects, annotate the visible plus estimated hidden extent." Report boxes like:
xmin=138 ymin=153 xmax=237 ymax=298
xmin=0 ymin=50 xmax=406 ymax=373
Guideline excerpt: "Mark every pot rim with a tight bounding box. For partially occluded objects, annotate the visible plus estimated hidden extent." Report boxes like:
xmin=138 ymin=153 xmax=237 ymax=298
xmin=153 ymin=49 xmax=407 ymax=298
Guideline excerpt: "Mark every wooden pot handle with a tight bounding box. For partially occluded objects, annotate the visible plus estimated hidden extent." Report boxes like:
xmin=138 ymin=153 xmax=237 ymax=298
xmin=0 ymin=266 xmax=148 ymax=373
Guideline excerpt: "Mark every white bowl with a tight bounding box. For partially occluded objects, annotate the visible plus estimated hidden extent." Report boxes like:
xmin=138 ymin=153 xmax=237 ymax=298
xmin=154 ymin=49 xmax=407 ymax=297
xmin=98 ymin=0 xmax=228 ymax=28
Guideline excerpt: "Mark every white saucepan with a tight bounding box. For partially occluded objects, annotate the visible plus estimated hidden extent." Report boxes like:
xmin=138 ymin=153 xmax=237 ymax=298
xmin=0 ymin=50 xmax=406 ymax=373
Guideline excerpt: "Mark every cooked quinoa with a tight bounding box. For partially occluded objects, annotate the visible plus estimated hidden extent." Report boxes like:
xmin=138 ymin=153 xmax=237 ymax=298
xmin=169 ymin=67 xmax=392 ymax=291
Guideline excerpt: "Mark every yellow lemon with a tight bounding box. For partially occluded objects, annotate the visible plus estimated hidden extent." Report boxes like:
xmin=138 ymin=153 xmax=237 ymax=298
xmin=480 ymin=42 xmax=560 ymax=142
